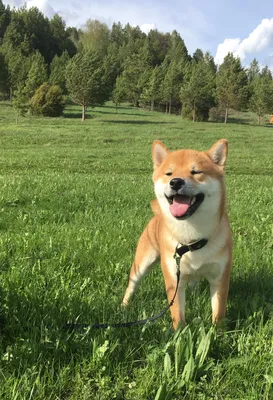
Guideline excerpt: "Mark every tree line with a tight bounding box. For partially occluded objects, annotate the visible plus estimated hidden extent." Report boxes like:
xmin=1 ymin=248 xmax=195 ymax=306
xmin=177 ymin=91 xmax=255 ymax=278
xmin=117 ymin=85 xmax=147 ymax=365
xmin=1 ymin=1 xmax=273 ymax=122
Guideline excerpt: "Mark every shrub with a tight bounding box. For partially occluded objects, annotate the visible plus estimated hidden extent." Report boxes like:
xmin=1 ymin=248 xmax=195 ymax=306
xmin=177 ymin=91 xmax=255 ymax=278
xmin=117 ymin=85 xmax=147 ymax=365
xmin=30 ymin=83 xmax=65 ymax=117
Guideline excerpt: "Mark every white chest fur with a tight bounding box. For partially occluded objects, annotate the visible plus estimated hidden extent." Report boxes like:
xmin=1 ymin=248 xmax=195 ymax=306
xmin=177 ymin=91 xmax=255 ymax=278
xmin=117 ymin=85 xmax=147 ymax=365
xmin=165 ymin=217 xmax=229 ymax=285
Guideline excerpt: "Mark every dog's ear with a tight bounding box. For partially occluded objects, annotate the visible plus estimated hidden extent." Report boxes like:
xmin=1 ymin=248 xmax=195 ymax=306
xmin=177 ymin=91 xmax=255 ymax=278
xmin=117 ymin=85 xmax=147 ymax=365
xmin=208 ymin=139 xmax=228 ymax=168
xmin=152 ymin=140 xmax=169 ymax=168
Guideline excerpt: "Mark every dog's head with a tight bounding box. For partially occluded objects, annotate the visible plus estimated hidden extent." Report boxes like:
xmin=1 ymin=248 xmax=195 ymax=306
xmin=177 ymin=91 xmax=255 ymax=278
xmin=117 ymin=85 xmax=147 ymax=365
xmin=151 ymin=140 xmax=228 ymax=221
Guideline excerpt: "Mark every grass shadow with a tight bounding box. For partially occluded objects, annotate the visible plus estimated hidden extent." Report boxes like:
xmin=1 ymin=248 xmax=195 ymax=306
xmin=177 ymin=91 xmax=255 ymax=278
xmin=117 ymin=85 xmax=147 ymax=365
xmin=102 ymin=120 xmax=175 ymax=125
xmin=228 ymin=266 xmax=273 ymax=326
xmin=95 ymin=109 xmax=149 ymax=117
xmin=63 ymin=112 xmax=94 ymax=119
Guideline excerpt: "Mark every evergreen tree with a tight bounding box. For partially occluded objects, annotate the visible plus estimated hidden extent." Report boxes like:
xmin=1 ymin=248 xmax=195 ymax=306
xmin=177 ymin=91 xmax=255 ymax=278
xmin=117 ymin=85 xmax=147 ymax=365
xmin=180 ymin=58 xmax=215 ymax=121
xmin=66 ymin=51 xmax=107 ymax=120
xmin=12 ymin=84 xmax=30 ymax=122
xmin=142 ymin=30 xmax=171 ymax=67
xmin=216 ymin=53 xmax=248 ymax=123
xmin=29 ymin=83 xmax=65 ymax=117
xmin=140 ymin=66 xmax=163 ymax=110
xmin=49 ymin=14 xmax=76 ymax=57
xmin=109 ymin=22 xmax=125 ymax=47
xmin=117 ymin=53 xmax=149 ymax=106
xmin=260 ymin=65 xmax=272 ymax=80
xmin=103 ymin=43 xmax=122 ymax=99
xmin=24 ymin=51 xmax=48 ymax=98
xmin=112 ymin=75 xmax=127 ymax=108
xmin=161 ymin=58 xmax=187 ymax=114
xmin=0 ymin=52 xmax=9 ymax=95
xmin=192 ymin=48 xmax=204 ymax=64
xmin=247 ymin=58 xmax=260 ymax=98
xmin=249 ymin=74 xmax=273 ymax=124
xmin=49 ymin=50 xmax=70 ymax=92
xmin=0 ymin=0 xmax=11 ymax=41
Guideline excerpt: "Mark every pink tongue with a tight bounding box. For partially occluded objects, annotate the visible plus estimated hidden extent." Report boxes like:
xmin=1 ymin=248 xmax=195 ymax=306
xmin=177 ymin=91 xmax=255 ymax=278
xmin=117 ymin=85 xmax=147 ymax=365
xmin=170 ymin=195 xmax=191 ymax=217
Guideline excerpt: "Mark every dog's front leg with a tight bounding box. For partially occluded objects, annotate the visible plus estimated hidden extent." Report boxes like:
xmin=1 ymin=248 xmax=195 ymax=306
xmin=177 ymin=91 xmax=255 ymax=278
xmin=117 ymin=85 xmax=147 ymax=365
xmin=122 ymin=218 xmax=160 ymax=306
xmin=209 ymin=259 xmax=232 ymax=325
xmin=161 ymin=255 xmax=186 ymax=329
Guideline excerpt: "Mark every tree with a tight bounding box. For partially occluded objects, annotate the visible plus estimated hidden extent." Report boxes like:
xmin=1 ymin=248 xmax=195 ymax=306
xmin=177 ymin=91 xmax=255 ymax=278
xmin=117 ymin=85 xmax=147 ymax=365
xmin=216 ymin=53 xmax=248 ymax=123
xmin=249 ymin=74 xmax=273 ymax=124
xmin=142 ymin=30 xmax=171 ymax=67
xmin=66 ymin=51 xmax=107 ymax=120
xmin=192 ymin=48 xmax=204 ymax=64
xmin=116 ymin=53 xmax=149 ymax=106
xmin=112 ymin=75 xmax=127 ymax=109
xmin=49 ymin=14 xmax=76 ymax=58
xmin=49 ymin=50 xmax=70 ymax=92
xmin=0 ymin=52 xmax=9 ymax=96
xmin=20 ymin=6 xmax=52 ymax=63
xmin=24 ymin=51 xmax=48 ymax=98
xmin=180 ymin=58 xmax=215 ymax=121
xmin=247 ymin=58 xmax=260 ymax=98
xmin=140 ymin=66 xmax=163 ymax=110
xmin=102 ymin=43 xmax=122 ymax=100
xmin=79 ymin=19 xmax=110 ymax=57
xmin=12 ymin=85 xmax=30 ymax=123
xmin=0 ymin=0 xmax=11 ymax=41
xmin=29 ymin=83 xmax=65 ymax=117
xmin=161 ymin=59 xmax=186 ymax=114
xmin=261 ymin=65 xmax=272 ymax=80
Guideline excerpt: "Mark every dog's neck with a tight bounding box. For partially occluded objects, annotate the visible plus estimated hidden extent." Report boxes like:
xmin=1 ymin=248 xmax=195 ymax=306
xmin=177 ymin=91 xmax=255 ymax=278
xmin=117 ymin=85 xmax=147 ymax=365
xmin=163 ymin=207 xmax=224 ymax=245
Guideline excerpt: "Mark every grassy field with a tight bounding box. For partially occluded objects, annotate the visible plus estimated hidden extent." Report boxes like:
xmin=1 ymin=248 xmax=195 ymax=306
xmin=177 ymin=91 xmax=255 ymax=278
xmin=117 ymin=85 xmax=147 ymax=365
xmin=0 ymin=101 xmax=272 ymax=399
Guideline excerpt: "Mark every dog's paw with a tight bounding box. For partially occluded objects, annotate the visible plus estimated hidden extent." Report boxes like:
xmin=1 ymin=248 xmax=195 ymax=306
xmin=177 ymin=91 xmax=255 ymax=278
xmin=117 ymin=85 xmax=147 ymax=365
xmin=121 ymin=300 xmax=128 ymax=307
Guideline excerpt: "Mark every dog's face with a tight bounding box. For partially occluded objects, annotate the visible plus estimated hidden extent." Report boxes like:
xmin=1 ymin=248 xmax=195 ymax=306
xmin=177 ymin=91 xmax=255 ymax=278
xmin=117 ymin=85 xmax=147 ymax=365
xmin=152 ymin=140 xmax=228 ymax=221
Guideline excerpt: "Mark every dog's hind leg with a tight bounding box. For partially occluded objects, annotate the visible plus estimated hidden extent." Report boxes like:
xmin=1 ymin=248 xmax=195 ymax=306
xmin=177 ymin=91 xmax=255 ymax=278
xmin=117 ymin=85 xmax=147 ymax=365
xmin=122 ymin=217 xmax=160 ymax=306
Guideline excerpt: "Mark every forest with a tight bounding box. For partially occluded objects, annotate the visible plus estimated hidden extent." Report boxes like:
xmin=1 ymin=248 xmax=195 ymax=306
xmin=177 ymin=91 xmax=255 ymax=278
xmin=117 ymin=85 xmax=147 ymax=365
xmin=0 ymin=0 xmax=273 ymax=123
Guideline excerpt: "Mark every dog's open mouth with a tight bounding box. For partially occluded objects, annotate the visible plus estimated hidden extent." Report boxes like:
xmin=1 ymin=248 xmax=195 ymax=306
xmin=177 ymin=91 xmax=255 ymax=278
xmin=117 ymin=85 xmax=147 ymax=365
xmin=165 ymin=193 xmax=205 ymax=220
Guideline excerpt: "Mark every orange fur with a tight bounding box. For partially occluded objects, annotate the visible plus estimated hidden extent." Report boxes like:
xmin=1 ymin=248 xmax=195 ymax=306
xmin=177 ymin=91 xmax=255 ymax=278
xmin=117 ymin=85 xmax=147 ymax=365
xmin=122 ymin=140 xmax=232 ymax=329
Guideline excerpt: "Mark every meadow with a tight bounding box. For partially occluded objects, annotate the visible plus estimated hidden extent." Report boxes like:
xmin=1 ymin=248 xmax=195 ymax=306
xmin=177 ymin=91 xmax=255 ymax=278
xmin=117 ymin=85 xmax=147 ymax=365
xmin=0 ymin=102 xmax=272 ymax=399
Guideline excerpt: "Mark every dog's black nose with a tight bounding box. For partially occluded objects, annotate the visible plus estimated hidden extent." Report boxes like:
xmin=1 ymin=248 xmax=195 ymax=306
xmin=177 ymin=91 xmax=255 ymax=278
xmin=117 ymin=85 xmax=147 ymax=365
xmin=169 ymin=178 xmax=185 ymax=190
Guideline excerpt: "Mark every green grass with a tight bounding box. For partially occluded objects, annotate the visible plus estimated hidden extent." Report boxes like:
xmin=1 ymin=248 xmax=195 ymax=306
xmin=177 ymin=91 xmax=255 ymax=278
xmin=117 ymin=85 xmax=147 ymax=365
xmin=0 ymin=102 xmax=273 ymax=399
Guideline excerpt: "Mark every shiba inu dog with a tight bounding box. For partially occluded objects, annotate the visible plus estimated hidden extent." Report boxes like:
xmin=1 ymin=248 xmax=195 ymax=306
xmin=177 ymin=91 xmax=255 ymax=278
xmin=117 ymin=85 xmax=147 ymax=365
xmin=122 ymin=139 xmax=232 ymax=329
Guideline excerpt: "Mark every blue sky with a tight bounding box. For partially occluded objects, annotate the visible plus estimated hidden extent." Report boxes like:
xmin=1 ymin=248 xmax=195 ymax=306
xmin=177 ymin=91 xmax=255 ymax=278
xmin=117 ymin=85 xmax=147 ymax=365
xmin=4 ymin=0 xmax=273 ymax=69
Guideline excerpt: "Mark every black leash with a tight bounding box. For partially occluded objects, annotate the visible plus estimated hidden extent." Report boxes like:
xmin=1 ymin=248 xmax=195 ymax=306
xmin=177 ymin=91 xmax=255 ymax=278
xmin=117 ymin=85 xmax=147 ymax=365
xmin=64 ymin=238 xmax=208 ymax=331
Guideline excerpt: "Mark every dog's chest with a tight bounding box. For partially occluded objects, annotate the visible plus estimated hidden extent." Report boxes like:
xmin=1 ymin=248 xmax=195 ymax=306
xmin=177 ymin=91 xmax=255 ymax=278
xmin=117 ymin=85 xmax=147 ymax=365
xmin=180 ymin=250 xmax=225 ymax=282
xmin=165 ymin=231 xmax=228 ymax=283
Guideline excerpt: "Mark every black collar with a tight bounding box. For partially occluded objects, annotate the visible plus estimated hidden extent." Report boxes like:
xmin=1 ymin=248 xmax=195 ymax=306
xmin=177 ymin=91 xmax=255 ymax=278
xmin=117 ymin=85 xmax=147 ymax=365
xmin=176 ymin=238 xmax=208 ymax=257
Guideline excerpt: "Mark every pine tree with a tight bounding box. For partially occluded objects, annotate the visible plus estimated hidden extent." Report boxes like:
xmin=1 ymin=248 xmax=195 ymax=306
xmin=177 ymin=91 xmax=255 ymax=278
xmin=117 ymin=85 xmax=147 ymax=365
xmin=216 ymin=53 xmax=248 ymax=123
xmin=24 ymin=51 xmax=48 ymax=99
xmin=140 ymin=66 xmax=163 ymax=110
xmin=0 ymin=52 xmax=9 ymax=95
xmin=249 ymin=74 xmax=273 ymax=124
xmin=0 ymin=0 xmax=11 ymax=40
xmin=112 ymin=75 xmax=127 ymax=109
xmin=103 ymin=43 xmax=122 ymax=100
xmin=180 ymin=58 xmax=215 ymax=121
xmin=49 ymin=50 xmax=70 ymax=93
xmin=117 ymin=53 xmax=148 ymax=106
xmin=247 ymin=58 xmax=260 ymax=98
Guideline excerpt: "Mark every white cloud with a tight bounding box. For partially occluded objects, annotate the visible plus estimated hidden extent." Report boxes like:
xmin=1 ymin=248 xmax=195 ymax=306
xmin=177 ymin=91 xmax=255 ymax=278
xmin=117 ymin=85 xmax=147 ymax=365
xmin=4 ymin=0 xmax=55 ymax=18
xmin=215 ymin=18 xmax=273 ymax=65
xmin=139 ymin=23 xmax=156 ymax=34
xmin=26 ymin=0 xmax=55 ymax=18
